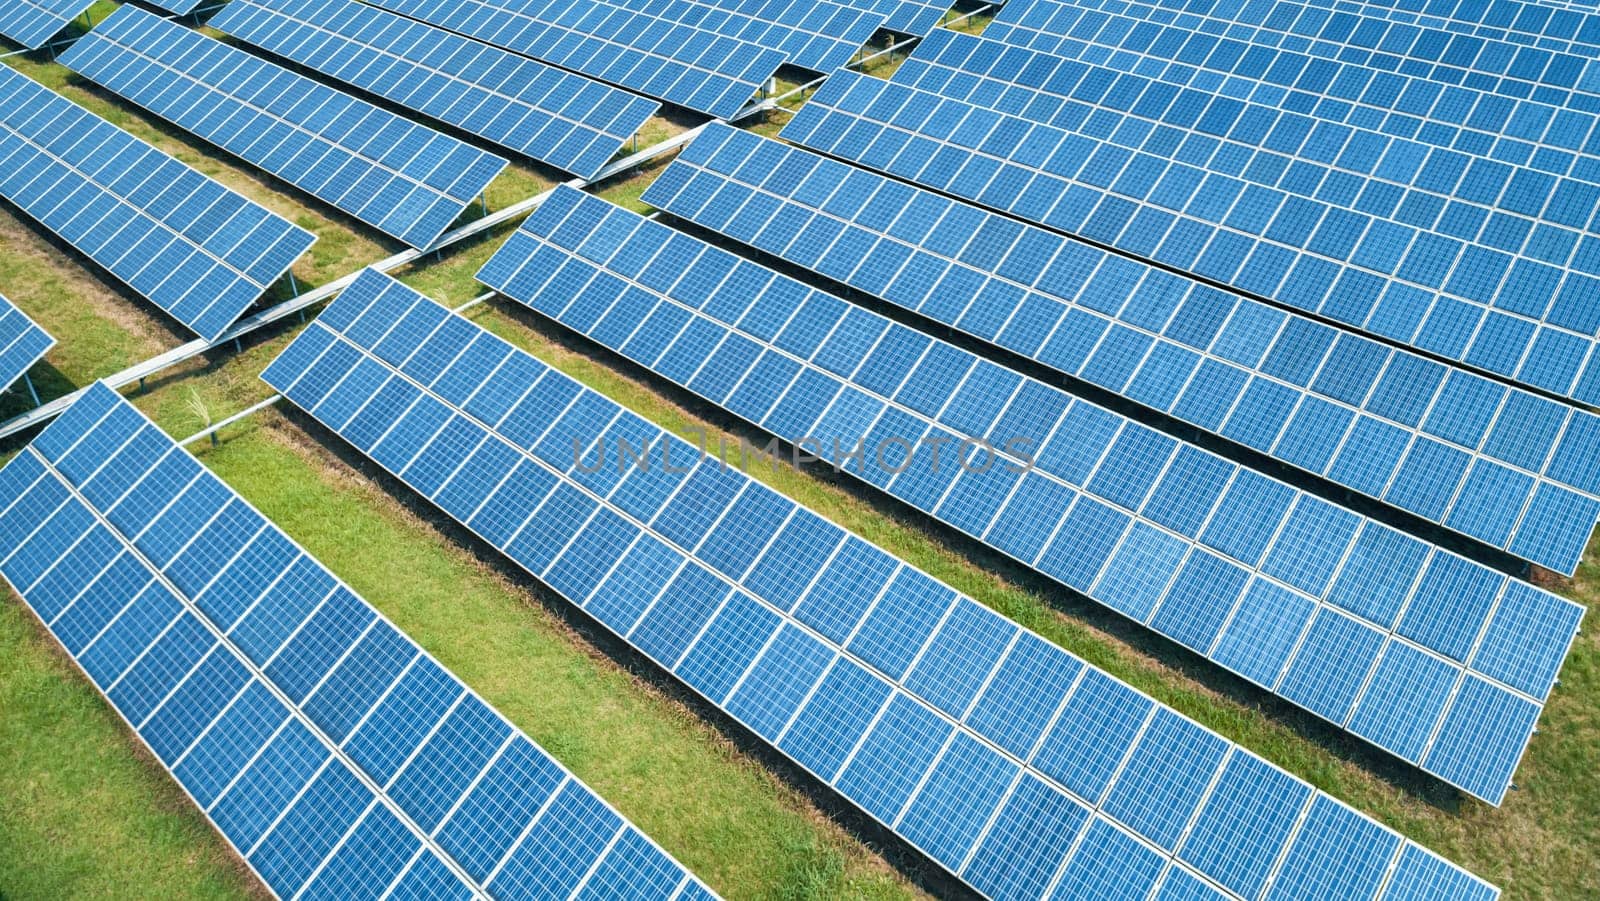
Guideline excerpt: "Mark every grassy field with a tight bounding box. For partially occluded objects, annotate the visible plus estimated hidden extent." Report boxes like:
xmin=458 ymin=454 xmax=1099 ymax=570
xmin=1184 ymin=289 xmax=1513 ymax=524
xmin=2 ymin=15 xmax=1598 ymax=901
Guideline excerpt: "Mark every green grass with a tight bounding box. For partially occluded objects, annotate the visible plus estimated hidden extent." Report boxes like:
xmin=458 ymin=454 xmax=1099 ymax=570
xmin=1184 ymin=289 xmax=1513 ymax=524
xmin=2 ymin=22 xmax=1598 ymax=901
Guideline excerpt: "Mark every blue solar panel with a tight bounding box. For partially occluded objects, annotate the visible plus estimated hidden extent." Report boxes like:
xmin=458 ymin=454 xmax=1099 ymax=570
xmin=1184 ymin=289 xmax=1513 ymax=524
xmin=0 ymin=0 xmax=91 ymax=48
xmin=612 ymin=0 xmax=885 ymax=73
xmin=261 ymin=266 xmax=1499 ymax=898
xmin=643 ymin=124 xmax=1600 ymax=574
xmin=363 ymin=0 xmax=788 ymax=119
xmin=482 ymin=184 xmax=1583 ymax=805
xmin=834 ymin=0 xmax=949 ymax=35
xmin=59 ymin=8 xmax=508 ymax=250
xmin=1343 ymin=0 xmax=1600 ymax=46
xmin=0 ymin=291 xmax=52 ymax=396
xmin=942 ymin=4 xmax=1600 ymax=202
xmin=781 ymin=65 xmax=1600 ymax=408
xmin=0 ymin=382 xmax=710 ymax=900
xmin=0 ymin=65 xmax=314 ymax=341
xmin=210 ymin=0 xmax=660 ymax=180
xmin=141 ymin=0 xmax=206 ymax=15
xmin=989 ymin=0 xmax=1600 ymax=111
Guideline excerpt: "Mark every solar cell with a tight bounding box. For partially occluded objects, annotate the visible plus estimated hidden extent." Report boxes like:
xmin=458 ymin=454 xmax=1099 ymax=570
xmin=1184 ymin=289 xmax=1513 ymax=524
xmin=0 ymin=382 xmax=711 ymax=900
xmin=483 ymin=184 xmax=1584 ymax=805
xmin=781 ymin=68 xmax=1600 ymax=407
xmin=59 ymin=8 xmax=508 ymax=250
xmin=209 ymin=0 xmax=660 ymax=180
xmin=0 ymin=0 xmax=91 ymax=49
xmin=363 ymin=0 xmax=788 ymax=119
xmin=989 ymin=0 xmax=1600 ymax=110
xmin=0 ymin=65 xmax=314 ymax=341
xmin=262 ymin=266 xmax=1499 ymax=898
xmin=643 ymin=124 xmax=1600 ymax=575
xmin=0 ymin=292 xmax=53 ymax=397
xmin=609 ymin=0 xmax=884 ymax=73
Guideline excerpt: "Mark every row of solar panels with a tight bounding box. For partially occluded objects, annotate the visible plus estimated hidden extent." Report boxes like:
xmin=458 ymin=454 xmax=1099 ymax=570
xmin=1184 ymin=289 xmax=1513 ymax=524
xmin=0 ymin=382 xmax=714 ymax=899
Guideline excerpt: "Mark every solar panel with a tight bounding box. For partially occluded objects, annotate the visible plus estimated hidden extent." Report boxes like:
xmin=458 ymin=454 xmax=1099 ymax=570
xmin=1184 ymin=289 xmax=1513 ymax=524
xmin=891 ymin=26 xmax=1600 ymax=396
xmin=0 ymin=65 xmax=315 ymax=342
xmin=59 ymin=8 xmax=508 ymax=250
xmin=209 ymin=0 xmax=661 ymax=180
xmin=139 ymin=0 xmax=206 ymax=15
xmin=0 ymin=0 xmax=91 ymax=48
xmin=262 ymin=266 xmax=1499 ymax=899
xmin=483 ymin=183 xmax=1584 ymax=805
xmin=988 ymin=0 xmax=1600 ymax=111
xmin=610 ymin=0 xmax=884 ymax=73
xmin=0 ymin=292 xmax=53 ymax=397
xmin=0 ymin=381 xmax=712 ymax=900
xmin=831 ymin=0 xmax=949 ymax=35
xmin=975 ymin=0 xmax=1600 ymax=197
xmin=967 ymin=0 xmax=1600 ymax=156
xmin=363 ymin=0 xmax=788 ymax=120
xmin=642 ymin=125 xmax=1600 ymax=577
xmin=781 ymin=69 xmax=1600 ymax=410
xmin=1115 ymin=0 xmax=1600 ymax=63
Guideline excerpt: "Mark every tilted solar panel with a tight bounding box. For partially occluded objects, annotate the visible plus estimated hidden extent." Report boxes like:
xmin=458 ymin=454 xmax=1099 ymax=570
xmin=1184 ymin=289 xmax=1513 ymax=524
xmin=883 ymin=28 xmax=1600 ymax=375
xmin=829 ymin=0 xmax=949 ymax=35
xmin=890 ymin=28 xmax=1600 ymax=404
xmin=209 ymin=0 xmax=660 ymax=180
xmin=973 ymin=2 xmax=1600 ymax=177
xmin=0 ymin=0 xmax=91 ymax=49
xmin=0 ymin=382 xmax=713 ymax=900
xmin=140 ymin=0 xmax=206 ymax=15
xmin=989 ymin=0 xmax=1600 ymax=107
xmin=262 ymin=267 xmax=1500 ymax=899
xmin=59 ymin=8 xmax=508 ymax=250
xmin=781 ymin=69 xmax=1600 ymax=407
xmin=0 ymin=65 xmax=314 ymax=341
xmin=0 ymin=292 xmax=53 ymax=397
xmin=485 ymin=183 xmax=1584 ymax=805
xmin=363 ymin=0 xmax=787 ymax=120
xmin=612 ymin=0 xmax=884 ymax=73
xmin=643 ymin=124 xmax=1600 ymax=576
xmin=1105 ymin=0 xmax=1600 ymax=60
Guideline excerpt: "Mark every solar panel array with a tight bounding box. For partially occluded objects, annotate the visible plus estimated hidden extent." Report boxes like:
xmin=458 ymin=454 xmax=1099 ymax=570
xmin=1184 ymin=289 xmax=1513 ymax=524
xmin=0 ymin=65 xmax=314 ymax=342
xmin=970 ymin=1 xmax=1600 ymax=167
xmin=612 ymin=0 xmax=884 ymax=74
xmin=1348 ymin=0 xmax=1600 ymax=42
xmin=642 ymin=124 xmax=1600 ymax=576
xmin=0 ymin=292 xmax=52 ymax=396
xmin=486 ymin=184 xmax=1583 ymax=805
xmin=59 ymin=8 xmax=508 ymax=250
xmin=0 ymin=0 xmax=90 ymax=48
xmin=209 ymin=0 xmax=660 ymax=180
xmin=262 ymin=267 xmax=1499 ymax=900
xmin=781 ymin=65 xmax=1600 ymax=408
xmin=364 ymin=0 xmax=788 ymax=119
xmin=0 ymin=382 xmax=712 ymax=901
xmin=988 ymin=0 xmax=1600 ymax=112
